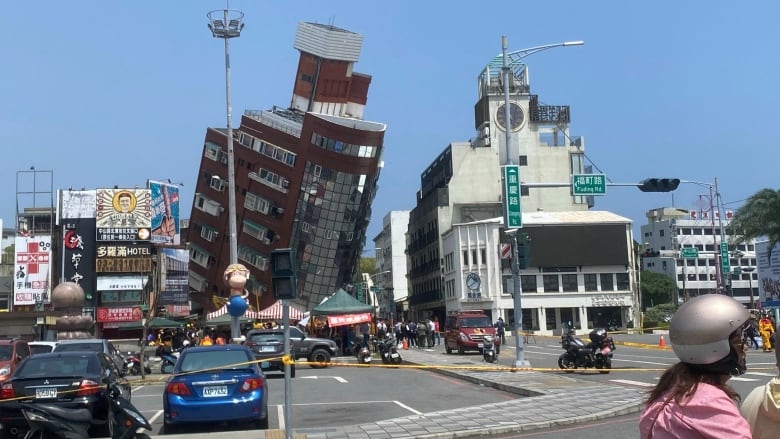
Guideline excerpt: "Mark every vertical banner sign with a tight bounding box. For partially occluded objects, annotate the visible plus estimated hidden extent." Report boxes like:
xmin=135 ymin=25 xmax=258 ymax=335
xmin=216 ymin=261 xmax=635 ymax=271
xmin=502 ymin=165 xmax=522 ymax=228
xmin=14 ymin=236 xmax=52 ymax=306
xmin=62 ymin=219 xmax=97 ymax=303
xmin=60 ymin=190 xmax=98 ymax=306
xmin=148 ymin=181 xmax=181 ymax=245
xmin=95 ymin=188 xmax=152 ymax=241
xmin=159 ymin=248 xmax=190 ymax=306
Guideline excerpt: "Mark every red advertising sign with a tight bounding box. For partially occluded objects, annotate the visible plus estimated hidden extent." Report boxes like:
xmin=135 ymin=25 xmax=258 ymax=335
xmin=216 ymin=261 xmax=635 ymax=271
xmin=96 ymin=306 xmax=144 ymax=323
xmin=326 ymin=313 xmax=372 ymax=328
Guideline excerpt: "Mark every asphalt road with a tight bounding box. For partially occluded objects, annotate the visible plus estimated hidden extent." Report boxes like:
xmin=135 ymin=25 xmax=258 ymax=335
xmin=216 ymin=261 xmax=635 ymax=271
xmin=501 ymin=338 xmax=778 ymax=399
xmin=129 ymin=359 xmax=519 ymax=435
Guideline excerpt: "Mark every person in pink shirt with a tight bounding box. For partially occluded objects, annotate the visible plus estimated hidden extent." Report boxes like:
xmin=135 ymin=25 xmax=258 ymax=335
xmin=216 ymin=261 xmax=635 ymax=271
xmin=639 ymin=294 xmax=752 ymax=439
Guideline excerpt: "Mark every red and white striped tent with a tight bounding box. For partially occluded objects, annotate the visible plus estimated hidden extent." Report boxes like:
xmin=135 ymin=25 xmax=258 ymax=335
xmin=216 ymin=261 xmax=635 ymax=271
xmin=257 ymin=300 xmax=306 ymax=321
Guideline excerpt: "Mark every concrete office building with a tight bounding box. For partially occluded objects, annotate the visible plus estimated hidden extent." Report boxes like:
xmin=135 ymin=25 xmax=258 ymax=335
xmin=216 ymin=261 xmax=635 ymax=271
xmin=640 ymin=207 xmax=759 ymax=307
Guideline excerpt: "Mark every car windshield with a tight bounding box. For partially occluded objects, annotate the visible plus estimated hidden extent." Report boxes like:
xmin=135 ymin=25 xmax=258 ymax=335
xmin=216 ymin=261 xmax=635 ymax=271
xmin=179 ymin=350 xmax=253 ymax=373
xmin=0 ymin=346 xmax=13 ymax=361
xmin=30 ymin=345 xmax=54 ymax=355
xmin=19 ymin=355 xmax=98 ymax=377
xmin=460 ymin=317 xmax=491 ymax=328
xmin=56 ymin=343 xmax=102 ymax=353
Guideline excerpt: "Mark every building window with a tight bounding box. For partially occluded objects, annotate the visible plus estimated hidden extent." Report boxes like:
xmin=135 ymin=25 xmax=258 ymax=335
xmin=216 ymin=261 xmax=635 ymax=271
xmin=462 ymin=250 xmax=469 ymax=265
xmin=520 ymin=275 xmax=537 ymax=293
xmin=584 ymin=274 xmax=598 ymax=292
xmin=600 ymin=273 xmax=614 ymax=291
xmin=616 ymin=273 xmax=630 ymax=290
xmin=0 ymin=293 xmax=9 ymax=311
xmin=543 ymin=274 xmax=559 ymax=293
xmin=561 ymin=274 xmax=578 ymax=292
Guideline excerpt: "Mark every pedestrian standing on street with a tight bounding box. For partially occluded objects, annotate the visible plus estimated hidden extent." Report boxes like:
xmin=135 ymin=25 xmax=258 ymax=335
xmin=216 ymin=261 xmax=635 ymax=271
xmin=432 ymin=316 xmax=441 ymax=346
xmin=741 ymin=322 xmax=780 ymax=439
xmin=495 ymin=317 xmax=506 ymax=345
xmin=744 ymin=315 xmax=760 ymax=350
xmin=427 ymin=318 xmax=436 ymax=348
xmin=639 ymin=294 xmax=752 ymax=438
xmin=407 ymin=321 xmax=417 ymax=348
xmin=759 ymin=313 xmax=775 ymax=352
xmin=359 ymin=321 xmax=370 ymax=350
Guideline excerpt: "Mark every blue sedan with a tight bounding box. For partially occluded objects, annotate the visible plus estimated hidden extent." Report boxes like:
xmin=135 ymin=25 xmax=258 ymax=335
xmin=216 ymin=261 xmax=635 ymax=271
xmin=162 ymin=345 xmax=268 ymax=433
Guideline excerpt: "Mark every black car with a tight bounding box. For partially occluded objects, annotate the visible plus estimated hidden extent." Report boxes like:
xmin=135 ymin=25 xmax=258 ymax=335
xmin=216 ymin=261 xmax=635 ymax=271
xmin=0 ymin=351 xmax=131 ymax=437
xmin=244 ymin=330 xmax=295 ymax=377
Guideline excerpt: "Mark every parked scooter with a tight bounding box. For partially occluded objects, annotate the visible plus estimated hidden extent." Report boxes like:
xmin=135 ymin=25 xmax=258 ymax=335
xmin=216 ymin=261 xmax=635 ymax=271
xmin=108 ymin=382 xmax=152 ymax=439
xmin=377 ymin=337 xmax=402 ymax=365
xmin=12 ymin=382 xmax=151 ymax=439
xmin=558 ymin=327 xmax=615 ymax=374
xmin=482 ymin=334 xmax=499 ymax=363
xmin=125 ymin=351 xmax=152 ymax=376
xmin=156 ymin=345 xmax=180 ymax=374
xmin=17 ymin=403 xmax=92 ymax=439
xmin=351 ymin=340 xmax=372 ymax=365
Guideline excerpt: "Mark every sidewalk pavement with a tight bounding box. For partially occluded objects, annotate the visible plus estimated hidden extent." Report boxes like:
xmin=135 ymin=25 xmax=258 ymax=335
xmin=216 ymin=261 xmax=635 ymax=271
xmin=158 ymin=332 xmax=653 ymax=439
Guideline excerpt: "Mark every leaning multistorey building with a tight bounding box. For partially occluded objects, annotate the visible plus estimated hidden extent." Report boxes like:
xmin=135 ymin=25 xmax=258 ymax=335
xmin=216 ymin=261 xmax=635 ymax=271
xmin=188 ymin=22 xmax=386 ymax=315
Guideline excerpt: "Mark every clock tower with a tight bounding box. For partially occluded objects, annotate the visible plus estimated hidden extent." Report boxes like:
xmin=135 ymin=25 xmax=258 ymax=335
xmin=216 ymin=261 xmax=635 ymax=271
xmin=471 ymin=51 xmax=586 ymax=213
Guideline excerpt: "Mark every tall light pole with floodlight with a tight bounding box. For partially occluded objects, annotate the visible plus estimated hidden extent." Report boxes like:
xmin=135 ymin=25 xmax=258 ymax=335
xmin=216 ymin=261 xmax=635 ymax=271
xmin=498 ymin=36 xmax=583 ymax=369
xmin=207 ymin=7 xmax=244 ymax=342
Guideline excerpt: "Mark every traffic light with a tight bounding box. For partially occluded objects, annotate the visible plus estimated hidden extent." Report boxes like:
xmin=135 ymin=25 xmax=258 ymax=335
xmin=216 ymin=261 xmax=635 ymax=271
xmin=637 ymin=178 xmax=681 ymax=192
xmin=271 ymin=248 xmax=297 ymax=300
xmin=516 ymin=234 xmax=531 ymax=269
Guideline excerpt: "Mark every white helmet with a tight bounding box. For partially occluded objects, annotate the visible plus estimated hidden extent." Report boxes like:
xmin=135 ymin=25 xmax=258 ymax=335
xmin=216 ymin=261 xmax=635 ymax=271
xmin=670 ymin=294 xmax=748 ymax=374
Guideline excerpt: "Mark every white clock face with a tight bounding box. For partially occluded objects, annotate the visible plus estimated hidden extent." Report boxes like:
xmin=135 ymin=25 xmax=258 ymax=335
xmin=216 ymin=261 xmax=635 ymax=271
xmin=495 ymin=102 xmax=524 ymax=131
xmin=466 ymin=273 xmax=481 ymax=290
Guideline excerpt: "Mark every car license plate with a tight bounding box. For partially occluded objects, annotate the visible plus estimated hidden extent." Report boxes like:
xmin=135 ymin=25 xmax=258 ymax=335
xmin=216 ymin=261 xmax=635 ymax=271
xmin=260 ymin=346 xmax=276 ymax=352
xmin=35 ymin=388 xmax=57 ymax=399
xmin=203 ymin=386 xmax=228 ymax=397
xmin=390 ymin=353 xmax=400 ymax=358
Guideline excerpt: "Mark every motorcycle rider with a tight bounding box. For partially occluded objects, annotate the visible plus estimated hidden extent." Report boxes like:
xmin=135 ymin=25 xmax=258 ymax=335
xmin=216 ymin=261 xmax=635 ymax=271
xmin=759 ymin=313 xmax=775 ymax=352
xmin=639 ymin=294 xmax=752 ymax=438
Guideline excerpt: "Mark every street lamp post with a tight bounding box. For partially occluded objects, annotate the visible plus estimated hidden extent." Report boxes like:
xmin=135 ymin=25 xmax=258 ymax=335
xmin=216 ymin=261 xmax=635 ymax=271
xmin=208 ymin=8 xmax=244 ymax=342
xmin=498 ymin=36 xmax=582 ymax=368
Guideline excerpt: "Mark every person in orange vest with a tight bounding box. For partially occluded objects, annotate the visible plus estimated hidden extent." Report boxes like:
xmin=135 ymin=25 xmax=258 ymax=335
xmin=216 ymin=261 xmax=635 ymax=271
xmin=759 ymin=314 xmax=775 ymax=352
xmin=200 ymin=334 xmax=213 ymax=346
xmin=215 ymin=332 xmax=227 ymax=345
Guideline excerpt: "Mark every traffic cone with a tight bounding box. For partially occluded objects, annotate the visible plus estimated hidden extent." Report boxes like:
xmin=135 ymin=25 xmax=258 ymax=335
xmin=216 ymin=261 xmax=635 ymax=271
xmin=402 ymin=338 xmax=409 ymax=350
xmin=659 ymin=335 xmax=666 ymax=348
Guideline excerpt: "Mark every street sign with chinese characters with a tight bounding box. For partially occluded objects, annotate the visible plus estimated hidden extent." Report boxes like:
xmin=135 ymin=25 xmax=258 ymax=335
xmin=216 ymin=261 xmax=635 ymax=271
xmin=502 ymin=165 xmax=522 ymax=228
xmin=720 ymin=242 xmax=730 ymax=275
xmin=571 ymin=174 xmax=607 ymax=196
xmin=680 ymin=247 xmax=699 ymax=259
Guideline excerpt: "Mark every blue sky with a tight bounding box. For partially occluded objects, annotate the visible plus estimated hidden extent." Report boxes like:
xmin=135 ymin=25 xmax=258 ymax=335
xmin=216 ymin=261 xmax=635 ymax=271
xmin=2 ymin=1 xmax=778 ymax=245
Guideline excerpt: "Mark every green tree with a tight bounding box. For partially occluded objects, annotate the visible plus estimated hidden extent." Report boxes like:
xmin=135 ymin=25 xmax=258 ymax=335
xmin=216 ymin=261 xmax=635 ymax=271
xmin=730 ymin=188 xmax=780 ymax=260
xmin=359 ymin=257 xmax=376 ymax=276
xmin=641 ymin=271 xmax=678 ymax=309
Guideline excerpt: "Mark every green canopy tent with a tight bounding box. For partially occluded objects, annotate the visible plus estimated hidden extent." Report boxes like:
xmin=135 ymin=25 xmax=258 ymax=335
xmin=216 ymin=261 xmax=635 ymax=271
xmin=118 ymin=317 xmax=183 ymax=330
xmin=311 ymin=288 xmax=374 ymax=316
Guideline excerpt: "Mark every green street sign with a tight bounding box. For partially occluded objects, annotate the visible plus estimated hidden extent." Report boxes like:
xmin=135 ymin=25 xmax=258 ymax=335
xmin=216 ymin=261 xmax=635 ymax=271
xmin=571 ymin=173 xmax=607 ymax=196
xmin=680 ymin=247 xmax=699 ymax=259
xmin=720 ymin=242 xmax=730 ymax=274
xmin=502 ymin=165 xmax=522 ymax=229
xmin=370 ymin=286 xmax=381 ymax=293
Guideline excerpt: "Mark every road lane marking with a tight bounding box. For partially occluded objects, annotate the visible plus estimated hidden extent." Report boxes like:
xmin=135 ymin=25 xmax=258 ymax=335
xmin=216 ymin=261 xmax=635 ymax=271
xmin=297 ymin=376 xmax=348 ymax=383
xmin=393 ymin=400 xmax=422 ymax=415
xmin=610 ymin=379 xmax=654 ymax=387
xmin=277 ymin=404 xmax=285 ymax=430
xmin=148 ymin=410 xmax=163 ymax=424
